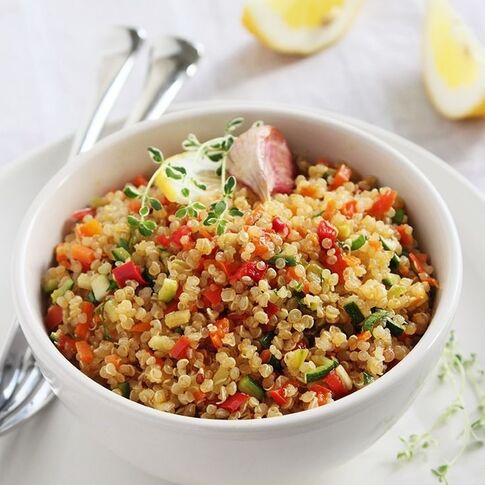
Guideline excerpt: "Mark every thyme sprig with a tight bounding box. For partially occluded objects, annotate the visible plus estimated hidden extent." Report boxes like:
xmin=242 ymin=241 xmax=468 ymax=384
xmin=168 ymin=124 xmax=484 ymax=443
xmin=396 ymin=331 xmax=485 ymax=483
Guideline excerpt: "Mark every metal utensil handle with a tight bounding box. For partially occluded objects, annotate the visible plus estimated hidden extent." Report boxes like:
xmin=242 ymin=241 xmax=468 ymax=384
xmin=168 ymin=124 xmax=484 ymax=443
xmin=69 ymin=26 xmax=145 ymax=159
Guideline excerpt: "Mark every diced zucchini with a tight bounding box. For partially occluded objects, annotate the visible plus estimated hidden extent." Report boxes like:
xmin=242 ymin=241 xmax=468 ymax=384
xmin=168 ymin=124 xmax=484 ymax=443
xmin=304 ymin=357 xmax=338 ymax=383
xmin=119 ymin=382 xmax=130 ymax=398
xmin=112 ymin=247 xmax=130 ymax=262
xmin=380 ymin=236 xmax=398 ymax=252
xmin=269 ymin=254 xmax=297 ymax=267
xmin=362 ymin=309 xmax=389 ymax=331
xmin=49 ymin=329 xmax=61 ymax=343
xmin=392 ymin=208 xmax=405 ymax=224
xmin=91 ymin=274 xmax=110 ymax=301
xmin=118 ymin=238 xmax=130 ymax=251
xmin=259 ymin=331 xmax=275 ymax=349
xmin=344 ymin=301 xmax=364 ymax=326
xmin=165 ymin=309 xmax=191 ymax=329
xmin=335 ymin=365 xmax=353 ymax=391
xmin=284 ymin=348 xmax=309 ymax=372
xmin=86 ymin=290 xmax=97 ymax=304
xmin=306 ymin=262 xmax=324 ymax=278
xmin=158 ymin=278 xmax=178 ymax=303
xmin=238 ymin=376 xmax=265 ymax=401
xmin=382 ymin=273 xmax=400 ymax=288
xmin=51 ymin=278 xmax=74 ymax=302
xmin=350 ymin=234 xmax=366 ymax=251
xmin=363 ymin=371 xmax=374 ymax=386
xmin=386 ymin=317 xmax=405 ymax=336
xmin=43 ymin=278 xmax=59 ymax=293
xmin=389 ymin=254 xmax=401 ymax=272
xmin=388 ymin=285 xmax=406 ymax=299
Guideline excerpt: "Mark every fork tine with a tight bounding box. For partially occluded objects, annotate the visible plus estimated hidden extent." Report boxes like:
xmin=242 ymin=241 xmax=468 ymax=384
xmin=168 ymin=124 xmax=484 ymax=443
xmin=0 ymin=379 xmax=55 ymax=436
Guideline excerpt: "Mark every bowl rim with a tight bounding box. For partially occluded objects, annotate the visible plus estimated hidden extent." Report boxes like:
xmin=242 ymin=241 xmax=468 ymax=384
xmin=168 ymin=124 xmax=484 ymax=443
xmin=12 ymin=101 xmax=462 ymax=433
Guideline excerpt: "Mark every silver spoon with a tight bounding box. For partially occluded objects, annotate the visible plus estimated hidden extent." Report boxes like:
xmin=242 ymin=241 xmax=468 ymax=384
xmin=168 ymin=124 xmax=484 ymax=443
xmin=0 ymin=34 xmax=202 ymax=436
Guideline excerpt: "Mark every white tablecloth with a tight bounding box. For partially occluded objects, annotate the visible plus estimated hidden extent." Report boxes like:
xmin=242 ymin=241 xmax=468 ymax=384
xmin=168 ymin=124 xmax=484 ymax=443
xmin=1 ymin=0 xmax=485 ymax=185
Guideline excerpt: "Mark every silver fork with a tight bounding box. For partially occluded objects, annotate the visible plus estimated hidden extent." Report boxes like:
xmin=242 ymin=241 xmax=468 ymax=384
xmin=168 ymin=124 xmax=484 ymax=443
xmin=0 ymin=32 xmax=202 ymax=436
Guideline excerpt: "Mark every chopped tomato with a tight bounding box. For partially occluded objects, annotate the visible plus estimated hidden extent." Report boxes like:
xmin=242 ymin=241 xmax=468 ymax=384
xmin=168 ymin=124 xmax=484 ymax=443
xmin=127 ymin=199 xmax=142 ymax=213
xmin=368 ymin=190 xmax=397 ymax=219
xmin=357 ymin=330 xmax=372 ymax=341
xmin=58 ymin=334 xmax=77 ymax=359
xmin=202 ymin=284 xmax=223 ymax=307
xmin=132 ymin=174 xmax=148 ymax=187
xmin=308 ymin=383 xmax=332 ymax=405
xmin=341 ymin=200 xmax=357 ymax=219
xmin=71 ymin=244 xmax=96 ymax=271
xmin=396 ymin=224 xmax=414 ymax=248
xmin=319 ymin=246 xmax=348 ymax=279
xmin=329 ymin=163 xmax=352 ymax=190
xmin=71 ymin=207 xmax=95 ymax=222
xmin=169 ymin=335 xmax=191 ymax=359
xmin=231 ymin=261 xmax=267 ymax=283
xmin=105 ymin=354 xmax=122 ymax=367
xmin=75 ymin=341 xmax=94 ymax=364
xmin=317 ymin=219 xmax=338 ymax=244
xmin=130 ymin=322 xmax=152 ymax=332
xmin=322 ymin=370 xmax=349 ymax=398
xmin=112 ymin=260 xmax=147 ymax=287
xmin=74 ymin=323 xmax=89 ymax=339
xmin=78 ymin=219 xmax=102 ymax=237
xmin=45 ymin=305 xmax=63 ymax=331
xmin=260 ymin=349 xmax=271 ymax=363
xmin=295 ymin=338 xmax=308 ymax=349
xmin=219 ymin=392 xmax=249 ymax=412
xmin=269 ymin=388 xmax=288 ymax=406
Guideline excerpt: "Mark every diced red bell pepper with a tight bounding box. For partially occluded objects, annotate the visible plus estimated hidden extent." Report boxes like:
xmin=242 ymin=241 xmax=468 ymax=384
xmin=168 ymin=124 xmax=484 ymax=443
xmin=368 ymin=190 xmax=397 ymax=219
xmin=319 ymin=246 xmax=348 ymax=279
xmin=269 ymin=388 xmax=288 ymax=406
xmin=272 ymin=217 xmax=289 ymax=236
xmin=171 ymin=225 xmax=192 ymax=248
xmin=112 ymin=260 xmax=147 ymax=287
xmin=156 ymin=234 xmax=171 ymax=247
xmin=45 ymin=305 xmax=63 ymax=331
xmin=317 ymin=219 xmax=338 ymax=244
xmin=409 ymin=252 xmax=427 ymax=274
xmin=74 ymin=323 xmax=90 ymax=339
xmin=75 ymin=340 xmax=94 ymax=364
xmin=219 ymin=392 xmax=249 ymax=412
xmin=169 ymin=335 xmax=191 ymax=359
xmin=329 ymin=164 xmax=352 ymax=190
xmin=231 ymin=261 xmax=268 ymax=283
xmin=202 ymin=284 xmax=223 ymax=307
xmin=58 ymin=334 xmax=77 ymax=359
xmin=265 ymin=302 xmax=279 ymax=317
xmin=322 ymin=370 xmax=349 ymax=398
xmin=71 ymin=244 xmax=96 ymax=271
xmin=396 ymin=224 xmax=414 ymax=248
xmin=81 ymin=301 xmax=94 ymax=325
xmin=71 ymin=207 xmax=95 ymax=222
xmin=132 ymin=174 xmax=148 ymax=187
xmin=308 ymin=383 xmax=332 ymax=406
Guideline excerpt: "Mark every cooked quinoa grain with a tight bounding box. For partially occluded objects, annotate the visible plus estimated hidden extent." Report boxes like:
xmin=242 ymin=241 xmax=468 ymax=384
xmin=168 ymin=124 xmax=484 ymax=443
xmin=43 ymin=126 xmax=437 ymax=420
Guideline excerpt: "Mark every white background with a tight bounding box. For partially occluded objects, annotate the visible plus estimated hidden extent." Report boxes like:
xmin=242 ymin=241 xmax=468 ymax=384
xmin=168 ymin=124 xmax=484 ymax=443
xmin=2 ymin=0 xmax=485 ymax=188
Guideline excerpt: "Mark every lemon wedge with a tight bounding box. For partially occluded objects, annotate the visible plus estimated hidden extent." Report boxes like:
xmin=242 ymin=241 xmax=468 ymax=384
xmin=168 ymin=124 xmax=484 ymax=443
xmin=242 ymin=0 xmax=363 ymax=55
xmin=424 ymin=0 xmax=485 ymax=119
xmin=155 ymin=152 xmax=221 ymax=205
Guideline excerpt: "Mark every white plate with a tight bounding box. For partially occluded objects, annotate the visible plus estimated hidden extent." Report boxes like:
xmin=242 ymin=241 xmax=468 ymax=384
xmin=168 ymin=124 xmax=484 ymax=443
xmin=1 ymin=106 xmax=483 ymax=485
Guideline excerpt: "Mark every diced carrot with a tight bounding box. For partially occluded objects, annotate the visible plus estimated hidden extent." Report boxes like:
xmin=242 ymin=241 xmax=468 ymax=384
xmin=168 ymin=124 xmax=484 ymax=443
xmin=128 ymin=199 xmax=142 ymax=213
xmin=210 ymin=318 xmax=230 ymax=349
xmin=396 ymin=224 xmax=414 ymax=247
xmin=169 ymin=335 xmax=191 ymax=359
xmin=245 ymin=204 xmax=264 ymax=225
xmin=324 ymin=199 xmax=337 ymax=220
xmin=357 ymin=330 xmax=372 ymax=341
xmin=130 ymin=322 xmax=151 ymax=333
xmin=329 ymin=164 xmax=352 ymax=190
xmin=193 ymin=391 xmax=207 ymax=402
xmin=45 ymin=305 xmax=63 ymax=331
xmin=80 ymin=301 xmax=94 ymax=325
xmin=368 ymin=190 xmax=397 ymax=219
xmin=105 ymin=354 xmax=122 ymax=367
xmin=252 ymin=234 xmax=271 ymax=257
xmin=132 ymin=174 xmax=148 ymax=187
xmin=75 ymin=340 xmax=94 ymax=364
xmin=368 ymin=240 xmax=382 ymax=250
xmin=78 ymin=219 xmax=102 ymax=237
xmin=55 ymin=243 xmax=70 ymax=268
xmin=300 ymin=185 xmax=318 ymax=197
xmin=74 ymin=322 xmax=89 ymax=339
xmin=210 ymin=333 xmax=223 ymax=349
xmin=286 ymin=266 xmax=299 ymax=282
xmin=71 ymin=244 xmax=96 ymax=271
xmin=340 ymin=200 xmax=357 ymax=218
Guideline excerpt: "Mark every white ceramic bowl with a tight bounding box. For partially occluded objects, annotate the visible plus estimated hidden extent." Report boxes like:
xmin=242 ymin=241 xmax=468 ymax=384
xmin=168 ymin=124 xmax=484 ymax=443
xmin=13 ymin=104 xmax=462 ymax=485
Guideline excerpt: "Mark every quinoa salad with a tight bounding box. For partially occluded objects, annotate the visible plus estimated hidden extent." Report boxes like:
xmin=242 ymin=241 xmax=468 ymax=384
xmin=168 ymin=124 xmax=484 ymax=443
xmin=43 ymin=119 xmax=437 ymax=419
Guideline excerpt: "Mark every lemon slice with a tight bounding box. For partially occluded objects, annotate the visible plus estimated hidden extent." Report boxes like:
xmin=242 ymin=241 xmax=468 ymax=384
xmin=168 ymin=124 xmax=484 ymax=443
xmin=424 ymin=0 xmax=485 ymax=119
xmin=155 ymin=152 xmax=221 ymax=204
xmin=242 ymin=0 xmax=363 ymax=55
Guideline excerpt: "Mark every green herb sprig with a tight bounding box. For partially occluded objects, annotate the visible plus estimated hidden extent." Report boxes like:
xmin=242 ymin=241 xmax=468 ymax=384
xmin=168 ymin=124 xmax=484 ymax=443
xmin=396 ymin=331 xmax=485 ymax=483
